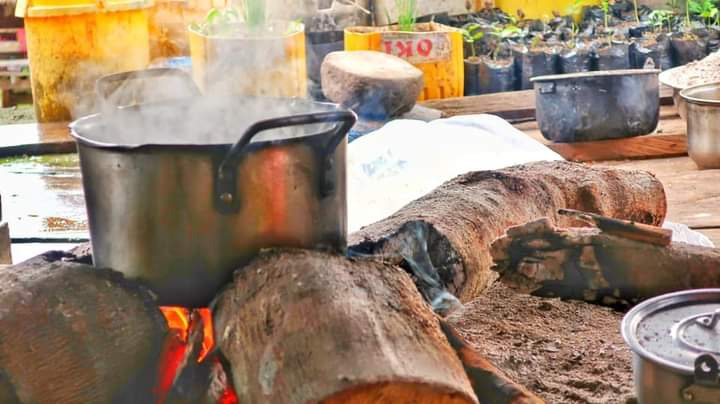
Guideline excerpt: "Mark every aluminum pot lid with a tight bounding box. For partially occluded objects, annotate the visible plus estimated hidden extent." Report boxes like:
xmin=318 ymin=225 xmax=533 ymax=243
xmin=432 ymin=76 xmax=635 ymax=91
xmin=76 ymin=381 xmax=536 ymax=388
xmin=622 ymin=289 xmax=720 ymax=374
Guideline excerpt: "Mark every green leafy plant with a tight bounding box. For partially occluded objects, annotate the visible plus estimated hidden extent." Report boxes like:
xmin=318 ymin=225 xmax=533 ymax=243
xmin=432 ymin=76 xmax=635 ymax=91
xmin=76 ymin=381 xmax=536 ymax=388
xmin=489 ymin=25 xmax=522 ymax=59
xmin=689 ymin=0 xmax=718 ymax=25
xmin=395 ymin=0 xmax=417 ymax=32
xmin=565 ymin=0 xmax=584 ymax=43
xmin=600 ymin=0 xmax=611 ymax=30
xmin=241 ymin=0 xmax=267 ymax=31
xmin=462 ymin=24 xmax=486 ymax=57
xmin=191 ymin=7 xmax=242 ymax=35
xmin=648 ymin=9 xmax=675 ymax=32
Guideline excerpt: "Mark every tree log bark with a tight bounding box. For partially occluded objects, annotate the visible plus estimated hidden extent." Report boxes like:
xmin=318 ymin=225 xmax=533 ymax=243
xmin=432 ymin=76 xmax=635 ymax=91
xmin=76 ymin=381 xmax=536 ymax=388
xmin=349 ymin=161 xmax=667 ymax=303
xmin=213 ymin=249 xmax=479 ymax=404
xmin=0 ymin=251 xmax=168 ymax=404
xmin=490 ymin=218 xmax=720 ymax=305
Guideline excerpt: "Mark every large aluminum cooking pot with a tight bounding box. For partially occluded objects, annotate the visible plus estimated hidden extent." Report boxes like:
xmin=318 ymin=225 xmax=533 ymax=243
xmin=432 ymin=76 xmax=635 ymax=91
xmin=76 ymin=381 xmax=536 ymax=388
xmin=70 ymin=69 xmax=357 ymax=307
xmin=531 ymin=69 xmax=660 ymax=143
xmin=680 ymin=82 xmax=720 ymax=169
xmin=622 ymin=289 xmax=720 ymax=404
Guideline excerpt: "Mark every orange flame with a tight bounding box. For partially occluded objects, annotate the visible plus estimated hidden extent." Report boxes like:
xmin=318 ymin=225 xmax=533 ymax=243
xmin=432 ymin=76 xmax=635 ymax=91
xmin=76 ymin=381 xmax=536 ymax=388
xmin=157 ymin=307 xmax=237 ymax=403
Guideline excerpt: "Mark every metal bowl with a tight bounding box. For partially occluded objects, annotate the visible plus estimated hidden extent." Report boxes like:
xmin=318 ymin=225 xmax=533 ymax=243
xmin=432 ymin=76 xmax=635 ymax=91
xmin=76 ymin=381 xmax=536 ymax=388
xmin=680 ymin=81 xmax=720 ymax=169
xmin=659 ymin=67 xmax=687 ymax=121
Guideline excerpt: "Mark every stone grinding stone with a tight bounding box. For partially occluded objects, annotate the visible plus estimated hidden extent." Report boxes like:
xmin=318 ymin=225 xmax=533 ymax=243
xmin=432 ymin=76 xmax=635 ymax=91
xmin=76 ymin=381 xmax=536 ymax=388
xmin=321 ymin=51 xmax=424 ymax=119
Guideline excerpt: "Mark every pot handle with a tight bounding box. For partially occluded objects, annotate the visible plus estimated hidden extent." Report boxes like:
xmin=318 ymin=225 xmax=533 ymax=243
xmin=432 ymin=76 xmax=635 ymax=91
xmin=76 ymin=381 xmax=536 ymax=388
xmin=215 ymin=110 xmax=357 ymax=214
xmin=95 ymin=68 xmax=201 ymax=109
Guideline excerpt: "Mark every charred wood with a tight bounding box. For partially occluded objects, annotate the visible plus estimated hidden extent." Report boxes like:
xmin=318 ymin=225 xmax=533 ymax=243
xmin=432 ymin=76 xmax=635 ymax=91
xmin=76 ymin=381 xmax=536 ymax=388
xmin=491 ymin=217 xmax=720 ymax=305
xmin=350 ymin=161 xmax=667 ymax=303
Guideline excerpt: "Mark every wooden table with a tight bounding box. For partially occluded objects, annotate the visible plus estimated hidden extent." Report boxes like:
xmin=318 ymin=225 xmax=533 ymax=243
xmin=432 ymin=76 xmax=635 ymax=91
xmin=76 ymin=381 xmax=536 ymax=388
xmin=1 ymin=90 xmax=719 ymax=246
xmin=422 ymin=89 xmax=720 ymax=245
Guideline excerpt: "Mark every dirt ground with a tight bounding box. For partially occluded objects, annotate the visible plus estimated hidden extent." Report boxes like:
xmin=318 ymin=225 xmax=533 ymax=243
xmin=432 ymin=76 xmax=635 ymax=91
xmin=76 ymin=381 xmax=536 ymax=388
xmin=450 ymin=283 xmax=636 ymax=404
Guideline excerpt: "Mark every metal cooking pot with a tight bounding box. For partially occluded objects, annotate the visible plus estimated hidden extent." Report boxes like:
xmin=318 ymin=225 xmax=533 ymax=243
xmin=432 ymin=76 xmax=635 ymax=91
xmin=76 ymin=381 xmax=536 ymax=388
xmin=622 ymin=289 xmax=720 ymax=404
xmin=531 ymin=69 xmax=661 ymax=143
xmin=70 ymin=69 xmax=357 ymax=307
xmin=680 ymin=82 xmax=720 ymax=169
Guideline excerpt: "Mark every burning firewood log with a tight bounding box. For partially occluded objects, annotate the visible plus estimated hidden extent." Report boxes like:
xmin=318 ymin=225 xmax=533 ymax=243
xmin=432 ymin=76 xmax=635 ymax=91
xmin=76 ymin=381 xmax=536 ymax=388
xmin=349 ymin=161 xmax=667 ymax=303
xmin=213 ymin=249 xmax=544 ymax=404
xmin=490 ymin=216 xmax=720 ymax=305
xmin=0 ymin=251 xmax=168 ymax=403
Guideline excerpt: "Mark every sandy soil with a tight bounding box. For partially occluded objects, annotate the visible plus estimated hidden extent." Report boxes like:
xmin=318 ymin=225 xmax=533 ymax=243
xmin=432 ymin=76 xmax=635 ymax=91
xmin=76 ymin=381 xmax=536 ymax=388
xmin=450 ymin=283 xmax=636 ymax=404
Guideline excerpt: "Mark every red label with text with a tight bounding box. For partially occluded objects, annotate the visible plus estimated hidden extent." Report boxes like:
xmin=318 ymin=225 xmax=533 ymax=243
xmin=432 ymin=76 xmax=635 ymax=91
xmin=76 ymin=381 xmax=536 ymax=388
xmin=380 ymin=32 xmax=452 ymax=64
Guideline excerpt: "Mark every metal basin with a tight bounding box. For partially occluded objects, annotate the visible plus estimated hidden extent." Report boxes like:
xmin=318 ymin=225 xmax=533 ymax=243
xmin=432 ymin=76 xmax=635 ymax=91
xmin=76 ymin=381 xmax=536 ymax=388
xmin=532 ymin=69 xmax=661 ymax=143
xmin=680 ymin=82 xmax=720 ymax=169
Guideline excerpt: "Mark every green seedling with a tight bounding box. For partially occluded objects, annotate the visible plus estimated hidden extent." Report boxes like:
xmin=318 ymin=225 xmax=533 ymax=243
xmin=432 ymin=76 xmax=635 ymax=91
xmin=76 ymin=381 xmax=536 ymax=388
xmin=191 ymin=7 xmax=242 ymax=36
xmin=395 ymin=0 xmax=417 ymax=32
xmin=462 ymin=24 xmax=486 ymax=57
xmin=241 ymin=0 xmax=267 ymax=31
xmin=648 ymin=9 xmax=674 ymax=32
xmin=565 ymin=0 xmax=584 ymax=43
xmin=600 ymin=0 xmax=611 ymax=30
xmin=689 ymin=0 xmax=718 ymax=26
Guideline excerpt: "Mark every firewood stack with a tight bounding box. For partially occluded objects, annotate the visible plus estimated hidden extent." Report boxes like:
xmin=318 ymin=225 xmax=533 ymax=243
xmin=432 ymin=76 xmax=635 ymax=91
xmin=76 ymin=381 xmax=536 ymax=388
xmin=0 ymin=161 xmax=671 ymax=403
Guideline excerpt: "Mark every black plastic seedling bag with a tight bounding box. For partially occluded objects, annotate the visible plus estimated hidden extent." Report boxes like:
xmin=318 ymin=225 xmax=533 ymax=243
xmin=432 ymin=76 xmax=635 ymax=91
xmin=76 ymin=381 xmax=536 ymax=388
xmin=594 ymin=41 xmax=631 ymax=70
xmin=559 ymin=44 xmax=594 ymax=73
xmin=630 ymin=35 xmax=673 ymax=70
xmin=464 ymin=56 xmax=516 ymax=95
xmin=513 ymin=45 xmax=560 ymax=90
xmin=670 ymin=34 xmax=708 ymax=66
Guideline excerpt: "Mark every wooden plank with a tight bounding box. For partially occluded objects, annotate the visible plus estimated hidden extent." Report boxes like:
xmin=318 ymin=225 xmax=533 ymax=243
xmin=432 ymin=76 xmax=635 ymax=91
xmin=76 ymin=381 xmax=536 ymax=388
xmin=0 ymin=122 xmax=76 ymax=158
xmin=421 ymin=86 xmax=675 ymax=119
xmin=518 ymin=107 xmax=688 ymax=162
xmin=599 ymin=157 xmax=720 ymax=229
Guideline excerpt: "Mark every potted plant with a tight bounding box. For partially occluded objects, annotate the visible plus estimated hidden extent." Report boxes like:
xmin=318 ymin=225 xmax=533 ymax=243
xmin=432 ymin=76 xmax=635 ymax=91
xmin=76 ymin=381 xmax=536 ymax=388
xmin=344 ymin=0 xmax=465 ymax=100
xmin=189 ymin=1 xmax=308 ymax=97
xmin=512 ymin=33 xmax=561 ymax=89
xmin=669 ymin=0 xmax=709 ymax=65
xmin=629 ymin=9 xmax=674 ymax=69
xmin=463 ymin=23 xmax=517 ymax=94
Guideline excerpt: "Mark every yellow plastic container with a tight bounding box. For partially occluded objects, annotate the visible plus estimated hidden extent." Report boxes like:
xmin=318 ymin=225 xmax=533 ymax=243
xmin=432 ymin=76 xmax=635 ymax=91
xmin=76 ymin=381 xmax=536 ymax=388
xmin=17 ymin=0 xmax=152 ymax=122
xmin=148 ymin=0 xmax=222 ymax=60
xmin=189 ymin=22 xmax=307 ymax=98
xmin=344 ymin=23 xmax=464 ymax=101
xmin=493 ymin=0 xmax=599 ymax=21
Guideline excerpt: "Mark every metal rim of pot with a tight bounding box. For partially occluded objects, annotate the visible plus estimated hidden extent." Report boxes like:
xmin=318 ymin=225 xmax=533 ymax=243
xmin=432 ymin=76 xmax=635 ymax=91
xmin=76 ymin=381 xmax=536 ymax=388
xmin=621 ymin=288 xmax=720 ymax=376
xmin=680 ymin=81 xmax=720 ymax=107
xmin=530 ymin=68 xmax=662 ymax=83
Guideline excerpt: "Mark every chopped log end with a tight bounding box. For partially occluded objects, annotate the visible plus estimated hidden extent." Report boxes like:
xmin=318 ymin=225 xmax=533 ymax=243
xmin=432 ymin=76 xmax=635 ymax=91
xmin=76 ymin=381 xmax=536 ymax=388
xmin=215 ymin=249 xmax=476 ymax=404
xmin=323 ymin=382 xmax=476 ymax=404
xmin=0 ymin=254 xmax=167 ymax=403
